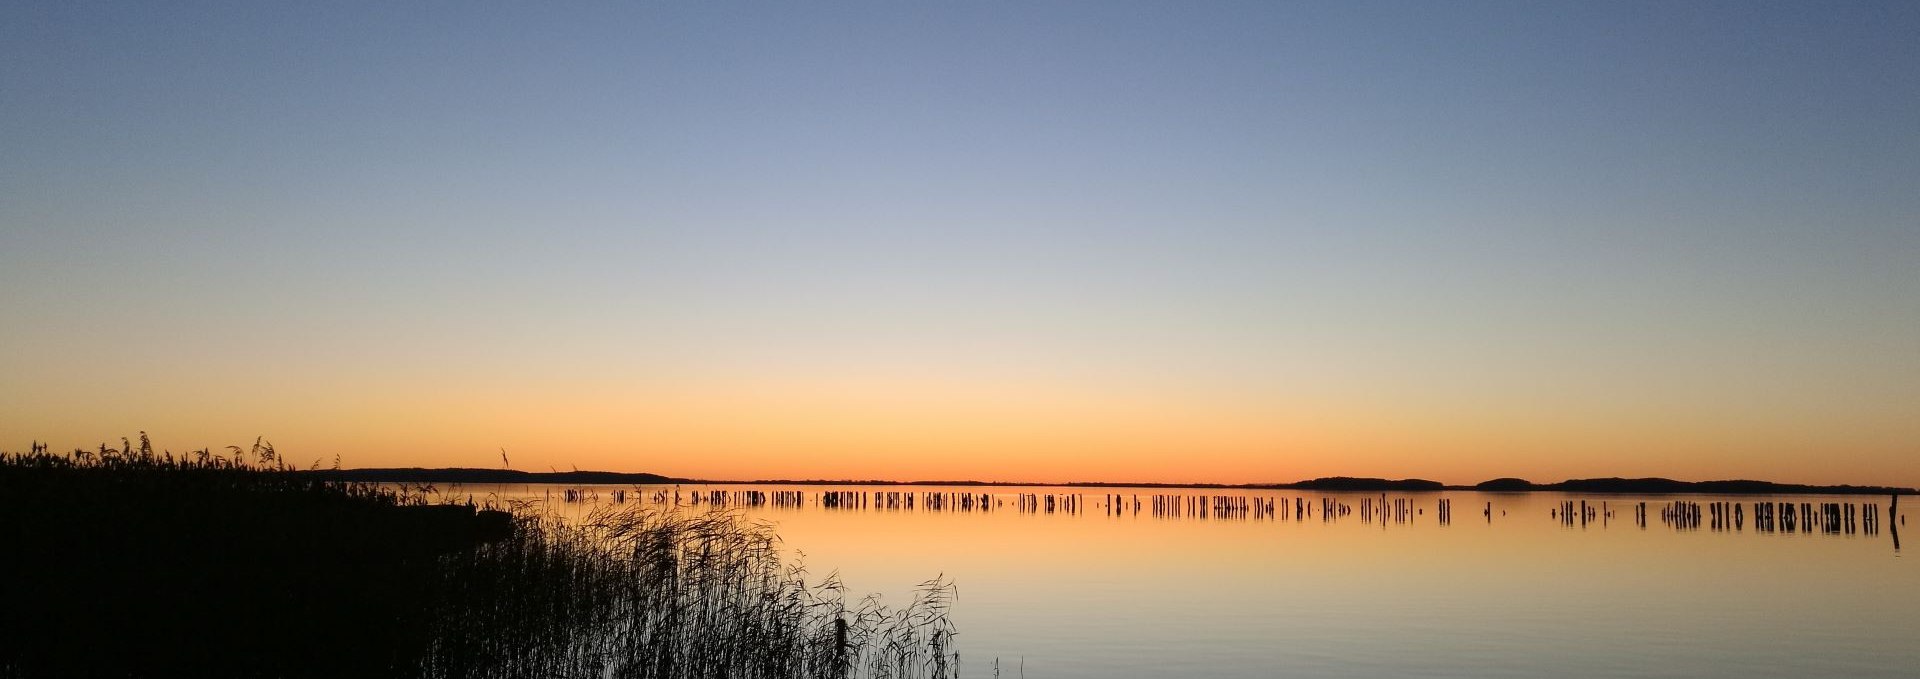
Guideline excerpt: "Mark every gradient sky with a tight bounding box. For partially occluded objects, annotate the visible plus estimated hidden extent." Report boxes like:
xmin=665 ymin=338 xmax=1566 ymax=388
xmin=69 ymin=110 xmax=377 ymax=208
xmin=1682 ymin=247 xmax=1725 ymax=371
xmin=4 ymin=2 xmax=1917 ymax=485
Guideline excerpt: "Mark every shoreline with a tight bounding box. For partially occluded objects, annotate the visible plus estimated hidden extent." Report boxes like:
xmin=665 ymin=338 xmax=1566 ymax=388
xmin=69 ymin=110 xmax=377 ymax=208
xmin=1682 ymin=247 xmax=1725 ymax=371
xmin=302 ymin=468 xmax=1914 ymax=496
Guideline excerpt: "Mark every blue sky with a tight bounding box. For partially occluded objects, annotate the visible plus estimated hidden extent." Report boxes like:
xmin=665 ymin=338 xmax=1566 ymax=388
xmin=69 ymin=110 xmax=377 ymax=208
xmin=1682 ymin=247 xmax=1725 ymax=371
xmin=3 ymin=2 xmax=1917 ymax=483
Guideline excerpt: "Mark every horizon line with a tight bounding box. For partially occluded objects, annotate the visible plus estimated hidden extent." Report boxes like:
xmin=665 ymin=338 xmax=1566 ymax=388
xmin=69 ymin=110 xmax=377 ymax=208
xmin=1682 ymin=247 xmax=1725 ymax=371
xmin=311 ymin=466 xmax=1918 ymax=495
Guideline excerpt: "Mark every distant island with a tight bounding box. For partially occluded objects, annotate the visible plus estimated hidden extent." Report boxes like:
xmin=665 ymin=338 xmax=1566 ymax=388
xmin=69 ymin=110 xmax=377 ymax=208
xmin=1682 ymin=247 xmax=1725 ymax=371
xmin=1464 ymin=477 xmax=1913 ymax=496
xmin=308 ymin=467 xmax=678 ymax=486
xmin=303 ymin=469 xmax=1912 ymax=496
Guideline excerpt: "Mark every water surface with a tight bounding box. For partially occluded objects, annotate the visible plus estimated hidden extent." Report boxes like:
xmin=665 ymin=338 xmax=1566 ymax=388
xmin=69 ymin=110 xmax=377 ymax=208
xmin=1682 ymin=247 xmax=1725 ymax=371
xmin=426 ymin=484 xmax=1914 ymax=678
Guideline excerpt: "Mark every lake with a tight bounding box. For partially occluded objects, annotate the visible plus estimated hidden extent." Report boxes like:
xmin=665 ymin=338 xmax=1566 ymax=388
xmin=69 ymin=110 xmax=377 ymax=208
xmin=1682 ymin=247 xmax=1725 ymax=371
xmin=422 ymin=484 xmax=1914 ymax=678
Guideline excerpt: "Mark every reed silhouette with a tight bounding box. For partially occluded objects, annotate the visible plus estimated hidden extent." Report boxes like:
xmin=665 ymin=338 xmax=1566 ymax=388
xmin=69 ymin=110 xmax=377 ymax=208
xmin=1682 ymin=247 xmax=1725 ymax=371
xmin=0 ymin=437 xmax=959 ymax=679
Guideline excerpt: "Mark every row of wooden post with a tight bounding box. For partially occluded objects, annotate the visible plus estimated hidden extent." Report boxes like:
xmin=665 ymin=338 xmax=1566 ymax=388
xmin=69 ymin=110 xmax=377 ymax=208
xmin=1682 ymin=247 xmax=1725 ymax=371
xmin=566 ymin=487 xmax=1904 ymax=546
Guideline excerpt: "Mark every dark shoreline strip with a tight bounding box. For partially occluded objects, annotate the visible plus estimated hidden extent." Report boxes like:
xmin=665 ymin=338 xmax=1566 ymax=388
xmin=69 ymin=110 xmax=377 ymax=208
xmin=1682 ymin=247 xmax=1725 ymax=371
xmin=301 ymin=469 xmax=1913 ymax=496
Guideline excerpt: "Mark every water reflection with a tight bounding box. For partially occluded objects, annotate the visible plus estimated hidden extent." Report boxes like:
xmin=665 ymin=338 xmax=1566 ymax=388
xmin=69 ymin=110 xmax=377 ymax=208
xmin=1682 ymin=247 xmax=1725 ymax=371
xmin=451 ymin=483 xmax=1908 ymax=555
xmin=417 ymin=483 xmax=1915 ymax=678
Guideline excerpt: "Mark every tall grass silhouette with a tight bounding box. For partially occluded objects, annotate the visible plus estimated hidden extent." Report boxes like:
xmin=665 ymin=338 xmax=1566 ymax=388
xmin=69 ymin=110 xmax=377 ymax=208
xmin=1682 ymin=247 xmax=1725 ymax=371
xmin=0 ymin=436 xmax=959 ymax=679
xmin=423 ymin=504 xmax=958 ymax=679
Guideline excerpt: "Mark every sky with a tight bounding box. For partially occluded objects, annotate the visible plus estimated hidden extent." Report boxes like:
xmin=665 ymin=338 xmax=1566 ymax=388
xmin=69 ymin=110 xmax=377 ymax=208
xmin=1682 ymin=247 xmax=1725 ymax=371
xmin=3 ymin=1 xmax=1917 ymax=486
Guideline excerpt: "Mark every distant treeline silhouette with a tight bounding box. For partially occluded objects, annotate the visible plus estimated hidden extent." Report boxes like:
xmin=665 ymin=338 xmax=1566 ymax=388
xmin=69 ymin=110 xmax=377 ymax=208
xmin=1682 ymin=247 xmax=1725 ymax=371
xmin=1276 ymin=476 xmax=1446 ymax=491
xmin=308 ymin=466 xmax=680 ymax=485
xmin=1 ymin=436 xmax=960 ymax=679
xmin=302 ymin=467 xmax=1913 ymax=496
xmin=1470 ymin=477 xmax=1912 ymax=495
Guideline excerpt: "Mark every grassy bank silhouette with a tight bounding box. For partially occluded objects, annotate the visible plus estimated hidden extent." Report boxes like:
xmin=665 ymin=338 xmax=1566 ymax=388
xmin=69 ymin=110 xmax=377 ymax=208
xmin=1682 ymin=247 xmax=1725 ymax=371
xmin=0 ymin=436 xmax=958 ymax=679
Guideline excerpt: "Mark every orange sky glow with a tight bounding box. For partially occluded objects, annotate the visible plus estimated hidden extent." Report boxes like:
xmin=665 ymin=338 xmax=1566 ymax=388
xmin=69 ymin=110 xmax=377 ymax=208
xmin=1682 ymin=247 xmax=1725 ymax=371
xmin=4 ymin=4 xmax=1917 ymax=489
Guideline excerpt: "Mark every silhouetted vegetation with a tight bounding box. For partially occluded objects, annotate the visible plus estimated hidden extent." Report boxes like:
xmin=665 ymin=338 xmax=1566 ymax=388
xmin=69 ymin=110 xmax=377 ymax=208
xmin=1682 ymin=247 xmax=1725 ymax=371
xmin=1474 ymin=477 xmax=1912 ymax=495
xmin=306 ymin=467 xmax=681 ymax=485
xmin=1279 ymin=477 xmax=1446 ymax=492
xmin=305 ymin=466 xmax=1915 ymax=497
xmin=1 ymin=437 xmax=959 ymax=679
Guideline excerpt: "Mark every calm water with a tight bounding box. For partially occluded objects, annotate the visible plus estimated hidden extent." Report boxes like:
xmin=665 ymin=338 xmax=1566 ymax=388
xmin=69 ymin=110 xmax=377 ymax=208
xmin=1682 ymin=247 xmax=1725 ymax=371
xmin=426 ymin=484 xmax=1914 ymax=678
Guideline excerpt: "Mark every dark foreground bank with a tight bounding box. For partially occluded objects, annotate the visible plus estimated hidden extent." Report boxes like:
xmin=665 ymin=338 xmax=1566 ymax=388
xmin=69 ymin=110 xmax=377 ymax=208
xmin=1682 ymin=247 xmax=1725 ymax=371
xmin=0 ymin=438 xmax=958 ymax=679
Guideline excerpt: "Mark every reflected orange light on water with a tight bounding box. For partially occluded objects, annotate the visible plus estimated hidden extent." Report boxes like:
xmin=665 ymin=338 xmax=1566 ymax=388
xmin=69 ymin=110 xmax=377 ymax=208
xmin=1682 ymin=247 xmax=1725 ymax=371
xmin=453 ymin=483 xmax=1915 ymax=679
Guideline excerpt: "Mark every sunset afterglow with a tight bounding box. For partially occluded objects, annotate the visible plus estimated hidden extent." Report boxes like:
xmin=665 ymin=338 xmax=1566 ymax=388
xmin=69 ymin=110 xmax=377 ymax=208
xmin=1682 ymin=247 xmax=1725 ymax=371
xmin=4 ymin=3 xmax=1916 ymax=486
